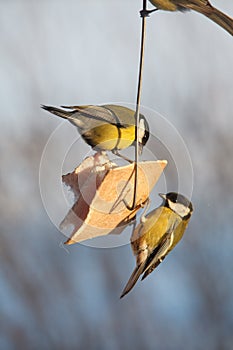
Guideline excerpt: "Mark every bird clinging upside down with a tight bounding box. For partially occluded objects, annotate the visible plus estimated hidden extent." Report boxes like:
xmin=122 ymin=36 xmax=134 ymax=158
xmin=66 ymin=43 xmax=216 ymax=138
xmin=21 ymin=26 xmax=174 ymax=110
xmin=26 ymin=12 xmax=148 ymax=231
xmin=149 ymin=0 xmax=233 ymax=36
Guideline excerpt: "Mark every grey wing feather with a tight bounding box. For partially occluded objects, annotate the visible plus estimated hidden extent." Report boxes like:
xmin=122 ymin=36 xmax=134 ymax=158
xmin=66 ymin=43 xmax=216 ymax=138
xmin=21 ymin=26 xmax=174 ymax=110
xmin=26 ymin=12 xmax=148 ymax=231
xmin=141 ymin=232 xmax=174 ymax=281
xmin=42 ymin=104 xmax=120 ymax=132
xmin=61 ymin=105 xmax=119 ymax=125
xmin=141 ymin=219 xmax=180 ymax=281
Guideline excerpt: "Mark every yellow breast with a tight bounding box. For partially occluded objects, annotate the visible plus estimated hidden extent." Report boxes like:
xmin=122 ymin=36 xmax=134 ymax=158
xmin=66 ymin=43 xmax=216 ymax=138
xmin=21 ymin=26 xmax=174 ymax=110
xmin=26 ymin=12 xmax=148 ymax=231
xmin=83 ymin=124 xmax=135 ymax=151
xmin=131 ymin=206 xmax=189 ymax=265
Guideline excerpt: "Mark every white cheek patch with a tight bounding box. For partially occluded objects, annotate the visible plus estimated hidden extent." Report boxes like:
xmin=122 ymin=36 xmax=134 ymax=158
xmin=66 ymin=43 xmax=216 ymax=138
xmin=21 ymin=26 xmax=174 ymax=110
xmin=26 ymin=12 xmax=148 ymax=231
xmin=138 ymin=118 xmax=146 ymax=143
xmin=168 ymin=200 xmax=190 ymax=218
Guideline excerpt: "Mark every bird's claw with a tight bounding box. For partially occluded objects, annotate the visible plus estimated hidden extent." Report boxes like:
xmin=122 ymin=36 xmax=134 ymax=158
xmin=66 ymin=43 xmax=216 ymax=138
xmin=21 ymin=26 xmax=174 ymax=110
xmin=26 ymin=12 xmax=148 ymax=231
xmin=140 ymin=8 xmax=158 ymax=18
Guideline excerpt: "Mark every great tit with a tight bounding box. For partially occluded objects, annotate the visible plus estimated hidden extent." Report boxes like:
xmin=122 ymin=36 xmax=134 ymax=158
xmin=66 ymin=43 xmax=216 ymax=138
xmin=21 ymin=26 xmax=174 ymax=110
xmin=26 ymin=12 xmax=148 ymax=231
xmin=149 ymin=0 xmax=233 ymax=36
xmin=41 ymin=104 xmax=149 ymax=157
xmin=121 ymin=192 xmax=193 ymax=298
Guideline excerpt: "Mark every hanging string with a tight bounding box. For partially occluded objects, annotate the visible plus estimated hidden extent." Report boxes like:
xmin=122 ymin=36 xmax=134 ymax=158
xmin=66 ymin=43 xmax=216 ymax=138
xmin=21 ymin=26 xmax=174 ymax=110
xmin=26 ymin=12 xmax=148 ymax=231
xmin=128 ymin=0 xmax=156 ymax=210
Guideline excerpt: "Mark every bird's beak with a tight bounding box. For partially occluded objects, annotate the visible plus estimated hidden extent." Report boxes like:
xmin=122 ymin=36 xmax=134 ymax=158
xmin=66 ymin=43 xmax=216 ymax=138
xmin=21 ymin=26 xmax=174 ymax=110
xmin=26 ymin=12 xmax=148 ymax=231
xmin=159 ymin=193 xmax=166 ymax=200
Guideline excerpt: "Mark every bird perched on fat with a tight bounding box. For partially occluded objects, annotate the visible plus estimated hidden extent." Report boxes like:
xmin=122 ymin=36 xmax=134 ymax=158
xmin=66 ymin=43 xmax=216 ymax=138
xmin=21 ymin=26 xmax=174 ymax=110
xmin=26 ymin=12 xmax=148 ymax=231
xmin=42 ymin=104 xmax=149 ymax=156
xmin=121 ymin=192 xmax=193 ymax=298
xmin=149 ymin=0 xmax=233 ymax=36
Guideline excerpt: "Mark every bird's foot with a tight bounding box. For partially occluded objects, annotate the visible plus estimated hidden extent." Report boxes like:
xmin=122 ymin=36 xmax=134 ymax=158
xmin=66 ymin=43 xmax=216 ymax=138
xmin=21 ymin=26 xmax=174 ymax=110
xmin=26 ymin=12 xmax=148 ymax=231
xmin=140 ymin=8 xmax=158 ymax=17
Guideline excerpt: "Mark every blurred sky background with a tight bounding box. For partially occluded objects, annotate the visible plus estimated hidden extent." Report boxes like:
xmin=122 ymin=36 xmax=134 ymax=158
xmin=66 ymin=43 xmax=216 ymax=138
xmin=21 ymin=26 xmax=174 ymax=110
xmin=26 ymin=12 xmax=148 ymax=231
xmin=1 ymin=0 xmax=233 ymax=349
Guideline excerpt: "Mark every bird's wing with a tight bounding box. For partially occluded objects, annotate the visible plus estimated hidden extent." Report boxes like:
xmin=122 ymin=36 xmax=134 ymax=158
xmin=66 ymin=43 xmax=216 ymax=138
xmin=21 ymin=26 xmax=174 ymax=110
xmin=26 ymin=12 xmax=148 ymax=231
xmin=176 ymin=0 xmax=208 ymax=7
xmin=61 ymin=105 xmax=121 ymax=126
xmin=141 ymin=219 xmax=180 ymax=281
xmin=181 ymin=0 xmax=233 ymax=36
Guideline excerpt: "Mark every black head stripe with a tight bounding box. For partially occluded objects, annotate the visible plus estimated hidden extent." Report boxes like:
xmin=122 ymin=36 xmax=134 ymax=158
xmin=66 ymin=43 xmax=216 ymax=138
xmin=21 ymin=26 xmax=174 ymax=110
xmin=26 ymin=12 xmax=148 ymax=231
xmin=165 ymin=192 xmax=193 ymax=212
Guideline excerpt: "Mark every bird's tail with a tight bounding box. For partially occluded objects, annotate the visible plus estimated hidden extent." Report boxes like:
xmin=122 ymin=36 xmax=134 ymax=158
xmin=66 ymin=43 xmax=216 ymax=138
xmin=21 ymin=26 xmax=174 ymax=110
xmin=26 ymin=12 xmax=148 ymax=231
xmin=120 ymin=264 xmax=144 ymax=299
xmin=190 ymin=2 xmax=233 ymax=36
xmin=41 ymin=105 xmax=72 ymax=120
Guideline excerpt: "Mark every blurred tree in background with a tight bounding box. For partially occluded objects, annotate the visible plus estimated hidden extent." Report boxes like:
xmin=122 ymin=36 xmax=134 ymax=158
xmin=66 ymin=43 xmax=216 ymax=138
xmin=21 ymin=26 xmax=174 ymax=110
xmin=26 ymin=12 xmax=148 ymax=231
xmin=0 ymin=1 xmax=233 ymax=349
